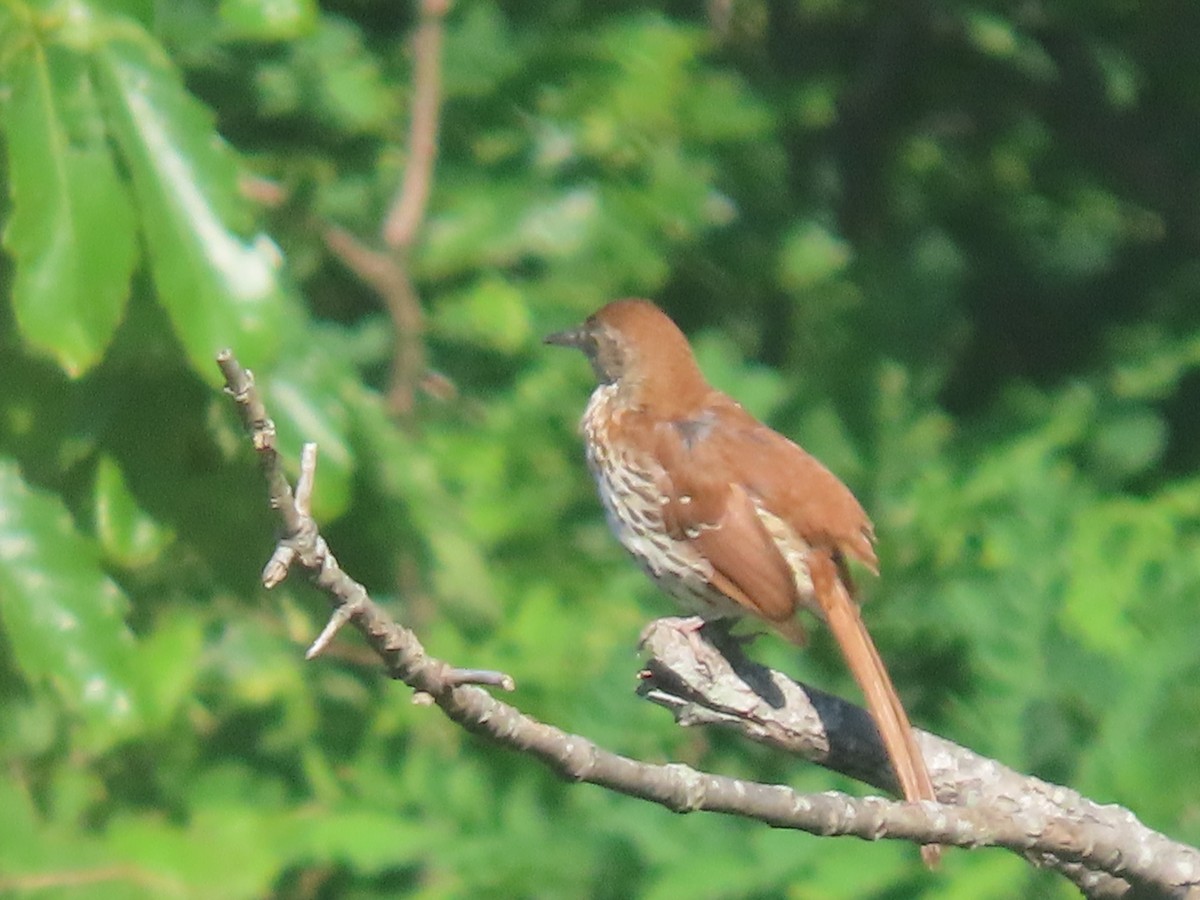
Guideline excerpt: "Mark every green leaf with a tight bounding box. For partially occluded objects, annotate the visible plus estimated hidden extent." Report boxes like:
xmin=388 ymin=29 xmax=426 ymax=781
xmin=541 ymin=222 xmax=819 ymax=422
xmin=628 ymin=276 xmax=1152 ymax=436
xmin=219 ymin=0 xmax=318 ymax=41
xmin=94 ymin=455 xmax=173 ymax=567
xmin=432 ymin=274 xmax=533 ymax=353
xmin=963 ymin=10 xmax=1056 ymax=80
xmin=1 ymin=39 xmax=138 ymax=376
xmin=0 ymin=779 xmax=40 ymax=865
xmin=1063 ymin=497 xmax=1173 ymax=658
xmin=134 ymin=610 xmax=204 ymax=728
xmin=92 ymin=27 xmax=287 ymax=381
xmin=778 ymin=221 xmax=852 ymax=291
xmin=1086 ymin=407 xmax=1166 ymax=480
xmin=354 ymin=405 xmax=501 ymax=627
xmin=102 ymin=804 xmax=436 ymax=898
xmin=420 ymin=179 xmax=599 ymax=279
xmin=0 ymin=461 xmax=146 ymax=748
xmin=593 ymin=14 xmax=704 ymax=142
xmin=442 ymin=2 xmax=523 ymax=99
xmin=681 ymin=72 xmax=773 ymax=141
xmin=260 ymin=17 xmax=396 ymax=134
xmin=96 ymin=0 xmax=157 ymax=25
xmin=283 ymin=807 xmax=438 ymax=872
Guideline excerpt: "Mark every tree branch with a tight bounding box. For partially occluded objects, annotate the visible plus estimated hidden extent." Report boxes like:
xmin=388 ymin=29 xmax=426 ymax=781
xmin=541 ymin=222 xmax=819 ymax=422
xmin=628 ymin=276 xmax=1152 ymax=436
xmin=218 ymin=349 xmax=1200 ymax=899
xmin=382 ymin=0 xmax=449 ymax=251
xmin=638 ymin=620 xmax=1200 ymax=899
xmin=321 ymin=222 xmax=428 ymax=419
xmin=322 ymin=0 xmax=451 ymax=417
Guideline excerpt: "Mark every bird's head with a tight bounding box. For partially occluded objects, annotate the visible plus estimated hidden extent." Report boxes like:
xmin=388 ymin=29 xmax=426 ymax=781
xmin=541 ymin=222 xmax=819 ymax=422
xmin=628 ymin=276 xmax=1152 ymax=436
xmin=545 ymin=299 xmax=709 ymax=409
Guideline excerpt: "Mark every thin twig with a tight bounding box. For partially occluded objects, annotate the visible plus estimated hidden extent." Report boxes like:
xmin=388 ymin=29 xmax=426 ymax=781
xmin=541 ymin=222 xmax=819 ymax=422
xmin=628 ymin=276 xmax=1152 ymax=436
xmin=320 ymin=223 xmax=426 ymax=417
xmin=319 ymin=0 xmax=451 ymax=415
xmin=0 ymin=866 xmax=180 ymax=894
xmin=366 ymin=0 xmax=452 ymax=414
xmin=218 ymin=358 xmax=501 ymax=681
xmin=382 ymin=0 xmax=450 ymax=250
xmin=217 ymin=351 xmax=304 ymax=538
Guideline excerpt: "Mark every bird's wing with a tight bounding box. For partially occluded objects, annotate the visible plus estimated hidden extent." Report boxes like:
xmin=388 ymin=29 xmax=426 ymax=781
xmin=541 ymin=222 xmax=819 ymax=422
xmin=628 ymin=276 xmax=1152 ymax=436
xmin=649 ymin=410 xmax=801 ymax=626
xmin=704 ymin=400 xmax=879 ymax=574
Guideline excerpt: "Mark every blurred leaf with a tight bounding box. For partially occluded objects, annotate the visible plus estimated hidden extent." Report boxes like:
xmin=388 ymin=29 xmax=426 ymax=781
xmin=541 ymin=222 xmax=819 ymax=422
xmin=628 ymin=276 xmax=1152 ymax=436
xmin=94 ymin=455 xmax=173 ymax=567
xmin=421 ymin=180 xmax=599 ymax=279
xmin=681 ymin=71 xmax=773 ymax=141
xmin=443 ymin=1 xmax=522 ymax=99
xmin=1111 ymin=328 xmax=1200 ymax=400
xmin=0 ymin=460 xmax=145 ymax=748
xmin=1008 ymin=187 xmax=1128 ymax=283
xmin=1086 ymin=406 xmax=1166 ymax=480
xmin=567 ymin=15 xmax=700 ymax=160
xmin=1091 ymin=42 xmax=1140 ymax=109
xmin=779 ymin=221 xmax=852 ymax=291
xmin=962 ymin=10 xmax=1056 ymax=80
xmin=219 ymin=0 xmax=317 ymax=41
xmin=690 ymin=332 xmax=786 ymax=421
xmin=0 ymin=780 xmax=40 ymax=867
xmin=257 ymin=16 xmax=396 ymax=133
xmin=1063 ymin=497 xmax=1173 ymax=658
xmin=134 ymin=609 xmax=204 ymax=728
xmin=1 ymin=39 xmax=137 ymax=376
xmin=93 ymin=27 xmax=287 ymax=381
xmin=432 ymin=273 xmax=532 ymax=353
xmin=353 ymin=403 xmax=502 ymax=627
xmin=791 ymin=79 xmax=839 ymax=130
xmin=964 ymin=11 xmax=1018 ymax=58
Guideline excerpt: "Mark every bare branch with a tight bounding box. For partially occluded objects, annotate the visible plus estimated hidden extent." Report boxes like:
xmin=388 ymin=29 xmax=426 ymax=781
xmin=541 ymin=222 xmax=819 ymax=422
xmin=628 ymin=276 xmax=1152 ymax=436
xmin=321 ymin=224 xmax=426 ymax=417
xmin=320 ymin=0 xmax=452 ymax=416
xmin=638 ymin=619 xmax=1200 ymax=899
xmin=383 ymin=0 xmax=450 ymax=251
xmin=0 ymin=865 xmax=180 ymax=895
xmin=217 ymin=350 xmax=305 ymax=538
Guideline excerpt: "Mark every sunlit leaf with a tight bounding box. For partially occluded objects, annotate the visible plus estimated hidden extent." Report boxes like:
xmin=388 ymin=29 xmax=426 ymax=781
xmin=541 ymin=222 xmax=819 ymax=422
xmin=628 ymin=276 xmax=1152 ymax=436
xmin=0 ymin=460 xmax=145 ymax=748
xmin=94 ymin=454 xmax=173 ymax=567
xmin=1063 ymin=498 xmax=1172 ymax=658
xmin=92 ymin=29 xmax=287 ymax=381
xmin=219 ymin=0 xmax=318 ymax=41
xmin=432 ymin=274 xmax=532 ymax=353
xmin=1 ymin=39 xmax=137 ymax=375
xmin=442 ymin=2 xmax=522 ymax=99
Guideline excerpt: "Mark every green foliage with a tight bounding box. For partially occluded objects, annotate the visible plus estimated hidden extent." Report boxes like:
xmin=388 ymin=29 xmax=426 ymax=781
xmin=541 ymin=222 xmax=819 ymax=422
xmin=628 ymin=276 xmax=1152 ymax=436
xmin=1 ymin=0 xmax=1199 ymax=897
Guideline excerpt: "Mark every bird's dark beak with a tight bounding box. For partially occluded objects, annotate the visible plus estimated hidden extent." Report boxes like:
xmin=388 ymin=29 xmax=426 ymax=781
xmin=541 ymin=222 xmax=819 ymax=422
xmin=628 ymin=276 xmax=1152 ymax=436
xmin=544 ymin=324 xmax=592 ymax=351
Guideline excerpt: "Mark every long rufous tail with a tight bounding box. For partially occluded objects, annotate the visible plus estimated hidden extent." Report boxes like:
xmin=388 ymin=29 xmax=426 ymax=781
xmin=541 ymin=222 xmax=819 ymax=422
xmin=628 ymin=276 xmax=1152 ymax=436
xmin=807 ymin=551 xmax=941 ymax=867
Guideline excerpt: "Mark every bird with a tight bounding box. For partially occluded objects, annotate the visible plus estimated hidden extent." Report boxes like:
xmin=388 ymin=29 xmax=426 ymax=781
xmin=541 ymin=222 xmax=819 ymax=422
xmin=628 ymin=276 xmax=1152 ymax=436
xmin=546 ymin=298 xmax=939 ymax=864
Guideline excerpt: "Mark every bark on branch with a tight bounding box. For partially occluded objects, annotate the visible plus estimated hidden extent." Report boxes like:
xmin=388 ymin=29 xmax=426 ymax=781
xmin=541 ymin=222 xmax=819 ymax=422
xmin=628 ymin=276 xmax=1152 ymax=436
xmin=217 ymin=350 xmax=1200 ymax=900
xmin=323 ymin=0 xmax=452 ymax=417
xmin=638 ymin=620 xmax=1200 ymax=899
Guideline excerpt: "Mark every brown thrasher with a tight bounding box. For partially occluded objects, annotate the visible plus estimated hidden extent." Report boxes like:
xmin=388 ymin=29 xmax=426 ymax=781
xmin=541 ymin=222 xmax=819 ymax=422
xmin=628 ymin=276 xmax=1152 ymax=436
xmin=547 ymin=299 xmax=939 ymax=864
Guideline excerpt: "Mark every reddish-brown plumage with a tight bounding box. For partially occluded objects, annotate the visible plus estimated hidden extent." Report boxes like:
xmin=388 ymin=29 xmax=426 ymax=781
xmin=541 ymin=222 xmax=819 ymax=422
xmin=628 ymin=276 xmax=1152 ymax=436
xmin=547 ymin=299 xmax=939 ymax=864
